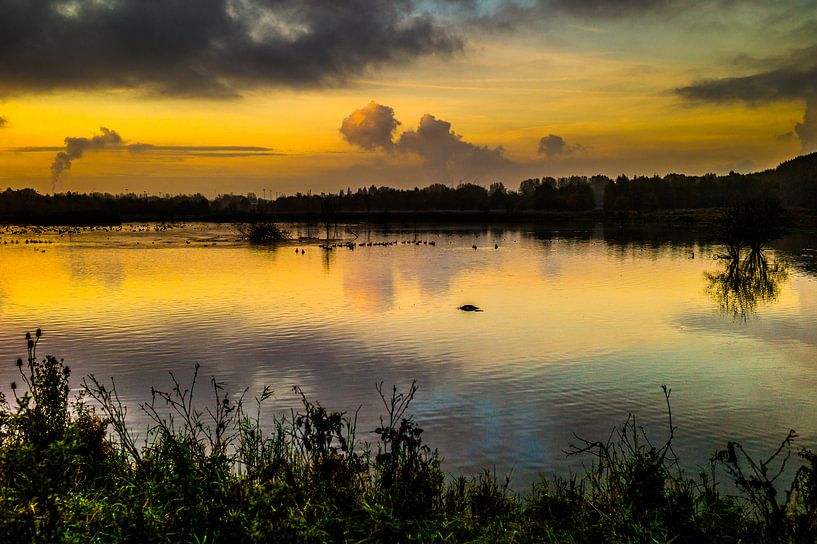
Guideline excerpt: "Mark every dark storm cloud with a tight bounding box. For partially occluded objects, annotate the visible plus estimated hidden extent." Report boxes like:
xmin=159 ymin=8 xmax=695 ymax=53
xmin=547 ymin=0 xmax=678 ymax=17
xmin=537 ymin=134 xmax=583 ymax=158
xmin=341 ymin=102 xmax=511 ymax=181
xmin=436 ymin=0 xmax=728 ymax=28
xmin=675 ymin=45 xmax=817 ymax=153
xmin=0 ymin=0 xmax=461 ymax=98
xmin=675 ymin=65 xmax=817 ymax=104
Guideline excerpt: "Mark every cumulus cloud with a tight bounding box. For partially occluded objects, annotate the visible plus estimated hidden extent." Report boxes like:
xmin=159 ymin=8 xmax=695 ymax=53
xmin=340 ymin=102 xmax=400 ymax=151
xmin=0 ymin=0 xmax=461 ymax=98
xmin=341 ymin=103 xmax=511 ymax=181
xmin=675 ymin=44 xmax=817 ymax=154
xmin=537 ymin=134 xmax=585 ymax=158
xmin=396 ymin=114 xmax=509 ymax=180
xmin=51 ymin=127 xmax=123 ymax=191
xmin=537 ymin=134 xmax=584 ymax=158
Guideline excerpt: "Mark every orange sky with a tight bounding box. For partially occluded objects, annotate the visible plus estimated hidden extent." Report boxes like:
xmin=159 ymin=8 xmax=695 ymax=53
xmin=0 ymin=1 xmax=813 ymax=196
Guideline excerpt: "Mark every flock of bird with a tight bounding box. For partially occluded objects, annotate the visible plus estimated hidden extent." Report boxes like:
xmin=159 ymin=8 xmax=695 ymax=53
xmin=0 ymin=223 xmax=194 ymax=250
xmin=313 ymin=239 xmax=443 ymax=252
xmin=2 ymin=239 xmax=54 ymax=245
xmin=1 ymin=223 xmax=506 ymax=255
xmin=0 ymin=223 xmax=186 ymax=237
xmin=296 ymin=238 xmax=502 ymax=253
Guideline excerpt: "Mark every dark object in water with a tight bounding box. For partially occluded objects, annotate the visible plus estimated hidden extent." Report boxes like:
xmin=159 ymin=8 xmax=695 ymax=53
xmin=458 ymin=304 xmax=483 ymax=312
xmin=235 ymin=222 xmax=291 ymax=244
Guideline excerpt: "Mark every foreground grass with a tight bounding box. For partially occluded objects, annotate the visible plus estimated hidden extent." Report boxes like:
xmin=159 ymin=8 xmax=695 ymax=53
xmin=2 ymin=332 xmax=817 ymax=543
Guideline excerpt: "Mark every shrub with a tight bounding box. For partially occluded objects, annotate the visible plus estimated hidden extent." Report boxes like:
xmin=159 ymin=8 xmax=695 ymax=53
xmin=716 ymin=197 xmax=787 ymax=259
xmin=235 ymin=222 xmax=291 ymax=244
xmin=2 ymin=332 xmax=817 ymax=542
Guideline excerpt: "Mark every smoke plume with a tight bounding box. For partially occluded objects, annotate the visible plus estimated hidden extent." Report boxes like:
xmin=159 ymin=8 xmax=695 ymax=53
xmin=51 ymin=127 xmax=123 ymax=192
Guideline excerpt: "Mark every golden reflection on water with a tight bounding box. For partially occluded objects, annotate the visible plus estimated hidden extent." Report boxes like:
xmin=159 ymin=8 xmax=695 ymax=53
xmin=0 ymin=224 xmax=816 ymax=485
xmin=0 ymin=234 xmax=721 ymax=365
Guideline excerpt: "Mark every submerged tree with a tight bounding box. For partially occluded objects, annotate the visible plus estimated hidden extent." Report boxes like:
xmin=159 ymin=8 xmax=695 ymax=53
xmin=715 ymin=197 xmax=787 ymax=259
xmin=234 ymin=222 xmax=291 ymax=244
xmin=705 ymin=250 xmax=789 ymax=320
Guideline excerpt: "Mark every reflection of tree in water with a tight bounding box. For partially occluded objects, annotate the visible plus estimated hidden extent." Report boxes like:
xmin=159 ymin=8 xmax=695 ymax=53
xmin=705 ymin=250 xmax=789 ymax=320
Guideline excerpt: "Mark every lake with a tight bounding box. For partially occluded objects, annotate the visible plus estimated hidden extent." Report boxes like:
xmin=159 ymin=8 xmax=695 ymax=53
xmin=1 ymin=222 xmax=816 ymax=487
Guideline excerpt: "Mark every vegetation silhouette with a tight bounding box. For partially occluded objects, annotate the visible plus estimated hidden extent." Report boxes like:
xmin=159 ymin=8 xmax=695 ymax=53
xmin=705 ymin=251 xmax=789 ymax=320
xmin=1 ymin=152 xmax=815 ymax=225
xmin=3 ymin=332 xmax=817 ymax=541
xmin=234 ymin=222 xmax=291 ymax=244
xmin=705 ymin=197 xmax=790 ymax=319
xmin=715 ymin=198 xmax=787 ymax=261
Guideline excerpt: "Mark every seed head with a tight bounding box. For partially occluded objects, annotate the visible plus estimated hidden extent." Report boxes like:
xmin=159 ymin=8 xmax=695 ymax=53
xmin=15 ymin=358 xmax=22 ymax=368
xmin=10 ymin=382 xmax=16 ymax=390
xmin=35 ymin=329 xmax=41 ymax=338
xmin=25 ymin=332 xmax=31 ymax=341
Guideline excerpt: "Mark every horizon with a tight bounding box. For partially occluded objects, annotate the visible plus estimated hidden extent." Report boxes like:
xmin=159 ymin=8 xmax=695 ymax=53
xmin=0 ymin=153 xmax=804 ymax=202
xmin=0 ymin=1 xmax=814 ymax=196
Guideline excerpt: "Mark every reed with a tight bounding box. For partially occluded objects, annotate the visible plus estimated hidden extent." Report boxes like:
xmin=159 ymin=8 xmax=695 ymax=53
xmin=1 ymin=332 xmax=815 ymax=542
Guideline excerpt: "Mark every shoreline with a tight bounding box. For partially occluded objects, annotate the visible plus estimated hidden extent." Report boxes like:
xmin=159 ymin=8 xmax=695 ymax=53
xmin=3 ymin=207 xmax=817 ymax=230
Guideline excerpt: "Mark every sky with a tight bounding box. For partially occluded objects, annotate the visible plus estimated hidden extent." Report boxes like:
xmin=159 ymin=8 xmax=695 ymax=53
xmin=0 ymin=0 xmax=815 ymax=196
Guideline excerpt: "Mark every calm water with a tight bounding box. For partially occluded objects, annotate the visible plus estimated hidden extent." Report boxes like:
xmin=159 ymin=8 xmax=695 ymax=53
xmin=1 ymin=222 xmax=816 ymax=487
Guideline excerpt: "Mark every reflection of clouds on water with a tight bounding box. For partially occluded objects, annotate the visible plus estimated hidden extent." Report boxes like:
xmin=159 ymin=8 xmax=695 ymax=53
xmin=337 ymin=228 xmax=501 ymax=306
xmin=342 ymin=251 xmax=395 ymax=313
xmin=676 ymin=311 xmax=817 ymax=351
xmin=395 ymin=246 xmax=478 ymax=299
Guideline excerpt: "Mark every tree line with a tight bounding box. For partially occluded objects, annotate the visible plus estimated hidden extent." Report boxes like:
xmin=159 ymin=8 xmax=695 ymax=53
xmin=0 ymin=152 xmax=814 ymax=223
